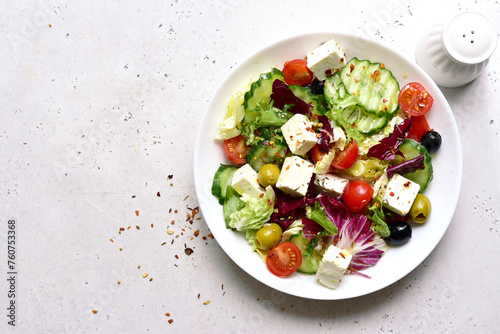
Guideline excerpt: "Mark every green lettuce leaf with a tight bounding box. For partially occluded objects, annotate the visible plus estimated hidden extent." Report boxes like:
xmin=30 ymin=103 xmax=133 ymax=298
xmin=228 ymin=186 xmax=275 ymax=231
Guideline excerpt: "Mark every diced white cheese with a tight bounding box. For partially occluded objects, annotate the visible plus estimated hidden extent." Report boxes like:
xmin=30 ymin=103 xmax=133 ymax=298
xmin=281 ymin=114 xmax=318 ymax=156
xmin=231 ymin=164 xmax=264 ymax=198
xmin=381 ymin=173 xmax=420 ymax=215
xmin=372 ymin=171 xmax=389 ymax=199
xmin=314 ymin=173 xmax=349 ymax=197
xmin=306 ymin=38 xmax=347 ymax=81
xmin=316 ymin=245 xmax=352 ymax=289
xmin=313 ymin=150 xmax=335 ymax=175
xmin=276 ymin=156 xmax=314 ymax=197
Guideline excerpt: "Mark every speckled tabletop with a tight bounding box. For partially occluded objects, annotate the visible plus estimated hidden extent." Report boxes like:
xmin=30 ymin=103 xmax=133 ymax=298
xmin=1 ymin=1 xmax=499 ymax=333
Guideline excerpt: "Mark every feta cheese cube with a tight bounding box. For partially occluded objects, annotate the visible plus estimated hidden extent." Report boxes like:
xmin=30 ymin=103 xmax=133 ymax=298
xmin=332 ymin=122 xmax=347 ymax=151
xmin=382 ymin=173 xmax=420 ymax=215
xmin=316 ymin=245 xmax=352 ymax=289
xmin=231 ymin=164 xmax=264 ymax=198
xmin=306 ymin=38 xmax=347 ymax=81
xmin=281 ymin=114 xmax=318 ymax=156
xmin=276 ymin=156 xmax=314 ymax=197
xmin=314 ymin=173 xmax=349 ymax=197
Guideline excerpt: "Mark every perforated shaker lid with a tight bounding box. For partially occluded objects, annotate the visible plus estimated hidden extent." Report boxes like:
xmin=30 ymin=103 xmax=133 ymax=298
xmin=443 ymin=11 xmax=497 ymax=64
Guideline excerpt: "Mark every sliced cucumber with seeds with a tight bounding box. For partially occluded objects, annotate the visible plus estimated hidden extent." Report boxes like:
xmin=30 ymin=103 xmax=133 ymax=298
xmin=339 ymin=58 xmax=400 ymax=117
xmin=211 ymin=164 xmax=237 ymax=205
xmin=243 ymin=68 xmax=285 ymax=124
xmin=245 ymin=141 xmax=288 ymax=172
xmin=331 ymin=104 xmax=389 ymax=135
xmin=289 ymin=85 xmax=326 ymax=116
xmin=393 ymin=139 xmax=433 ymax=192
xmin=289 ymin=232 xmax=322 ymax=274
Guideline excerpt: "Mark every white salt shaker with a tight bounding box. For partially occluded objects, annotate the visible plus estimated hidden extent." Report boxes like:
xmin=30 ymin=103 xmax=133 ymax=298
xmin=415 ymin=11 xmax=497 ymax=88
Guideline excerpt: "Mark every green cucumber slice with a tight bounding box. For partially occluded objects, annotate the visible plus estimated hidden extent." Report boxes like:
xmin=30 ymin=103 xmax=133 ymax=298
xmin=393 ymin=139 xmax=433 ymax=192
xmin=211 ymin=164 xmax=237 ymax=205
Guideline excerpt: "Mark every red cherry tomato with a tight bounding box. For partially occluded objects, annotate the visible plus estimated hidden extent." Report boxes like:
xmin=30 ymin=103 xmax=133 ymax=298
xmin=223 ymin=135 xmax=249 ymax=165
xmin=282 ymin=59 xmax=313 ymax=86
xmin=310 ymin=144 xmax=327 ymax=164
xmin=331 ymin=140 xmax=359 ymax=170
xmin=343 ymin=180 xmax=374 ymax=213
xmin=407 ymin=115 xmax=432 ymax=142
xmin=266 ymin=242 xmax=302 ymax=277
xmin=398 ymin=82 xmax=434 ymax=116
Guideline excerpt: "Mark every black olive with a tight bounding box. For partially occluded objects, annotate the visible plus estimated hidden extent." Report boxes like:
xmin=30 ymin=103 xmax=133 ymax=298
xmin=386 ymin=221 xmax=412 ymax=244
xmin=420 ymin=130 xmax=442 ymax=154
xmin=306 ymin=78 xmax=324 ymax=95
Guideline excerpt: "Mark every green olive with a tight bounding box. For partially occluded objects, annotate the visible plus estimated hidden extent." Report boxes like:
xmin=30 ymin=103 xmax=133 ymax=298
xmin=257 ymin=164 xmax=280 ymax=187
xmin=255 ymin=223 xmax=282 ymax=250
xmin=410 ymin=193 xmax=432 ymax=223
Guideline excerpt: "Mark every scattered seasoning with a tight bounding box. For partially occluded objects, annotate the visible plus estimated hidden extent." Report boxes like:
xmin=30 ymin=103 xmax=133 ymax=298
xmin=256 ymin=298 xmax=260 ymax=301
xmin=132 ymin=195 xmax=136 ymax=198
xmin=194 ymin=230 xmax=200 ymax=237
xmin=167 ymin=229 xmax=175 ymax=235
xmin=171 ymin=220 xmax=175 ymax=224
xmin=161 ymin=242 xmax=166 ymax=246
xmin=168 ymin=175 xmax=173 ymax=179
xmin=202 ymin=236 xmax=207 ymax=240
xmin=203 ymin=300 xmax=211 ymax=305
xmin=149 ymin=277 xmax=153 ymax=282
xmin=157 ymin=192 xmax=161 ymax=197
xmin=165 ymin=313 xmax=170 ymax=317
xmin=143 ymin=273 xmax=148 ymax=278
xmin=110 ymin=239 xmax=114 ymax=242
xmin=117 ymin=280 xmax=121 ymax=284
xmin=174 ymin=255 xmax=179 ymax=259
xmin=119 ymin=248 xmax=123 ymax=251
xmin=207 ymin=233 xmax=214 ymax=239
xmin=221 ymin=284 xmax=224 ymax=290
xmin=185 ymin=247 xmax=194 ymax=255
xmin=281 ymin=307 xmax=285 ymax=311
xmin=169 ymin=208 xmax=172 ymax=213
xmin=183 ymin=195 xmax=189 ymax=201
xmin=151 ymin=223 xmax=154 ymax=228
xmin=49 ymin=23 xmax=52 ymax=27
xmin=136 ymin=225 xmax=140 ymax=230
xmin=135 ymin=210 xmax=139 ymax=216
xmin=174 ymin=210 xmax=178 ymax=214
xmin=138 ymin=265 xmax=141 ymax=269
xmin=92 ymin=310 xmax=98 ymax=314
xmin=170 ymin=183 xmax=173 ymax=186
xmin=168 ymin=319 xmax=173 ymax=324
xmin=197 ymin=293 xmax=201 ymax=299
xmin=127 ymin=226 xmax=131 ymax=230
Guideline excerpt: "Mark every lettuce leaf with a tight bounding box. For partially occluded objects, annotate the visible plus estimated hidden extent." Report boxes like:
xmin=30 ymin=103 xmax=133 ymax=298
xmin=227 ymin=186 xmax=275 ymax=231
xmin=215 ymin=89 xmax=246 ymax=140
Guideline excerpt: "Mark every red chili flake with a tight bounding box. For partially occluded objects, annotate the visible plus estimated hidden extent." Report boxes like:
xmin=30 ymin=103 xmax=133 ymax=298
xmin=110 ymin=239 xmax=114 ymax=243
xmin=380 ymin=63 xmax=385 ymax=69
xmin=383 ymin=98 xmax=388 ymax=103
xmin=340 ymin=252 xmax=345 ymax=259
xmin=390 ymin=192 xmax=395 ymax=196
xmin=168 ymin=175 xmax=173 ymax=179
xmin=202 ymin=236 xmax=207 ymax=240
xmin=136 ymin=225 xmax=140 ymax=230
xmin=187 ymin=213 xmax=192 ymax=219
xmin=135 ymin=210 xmax=139 ymax=216
xmin=169 ymin=208 xmax=172 ymax=213
xmin=127 ymin=226 xmax=131 ymax=230
xmin=221 ymin=284 xmax=224 ymax=290
xmin=168 ymin=319 xmax=173 ymax=324
xmin=194 ymin=230 xmax=200 ymax=237
xmin=151 ymin=223 xmax=154 ymax=228
xmin=196 ymin=217 xmax=201 ymax=220
xmin=119 ymin=227 xmax=125 ymax=232
xmin=207 ymin=233 xmax=214 ymax=239
xmin=185 ymin=248 xmax=194 ymax=255
xmin=371 ymin=70 xmax=381 ymax=79
xmin=259 ymin=193 xmax=264 ymax=198
xmin=350 ymin=63 xmax=355 ymax=73
xmin=157 ymin=192 xmax=161 ymax=197
xmin=165 ymin=312 xmax=170 ymax=317
xmin=174 ymin=210 xmax=178 ymax=214
xmin=174 ymin=255 xmax=179 ymax=259
xmin=325 ymin=69 xmax=333 ymax=76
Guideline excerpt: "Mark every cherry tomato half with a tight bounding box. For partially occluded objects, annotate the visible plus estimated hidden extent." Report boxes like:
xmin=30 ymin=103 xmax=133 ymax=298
xmin=331 ymin=140 xmax=359 ymax=170
xmin=282 ymin=59 xmax=313 ymax=86
xmin=343 ymin=180 xmax=374 ymax=213
xmin=310 ymin=144 xmax=327 ymax=165
xmin=407 ymin=115 xmax=431 ymax=142
xmin=223 ymin=135 xmax=249 ymax=165
xmin=398 ymin=82 xmax=434 ymax=116
xmin=266 ymin=242 xmax=302 ymax=277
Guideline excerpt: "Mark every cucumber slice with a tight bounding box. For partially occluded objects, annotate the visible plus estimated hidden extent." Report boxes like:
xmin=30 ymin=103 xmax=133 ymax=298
xmin=339 ymin=58 xmax=400 ymax=117
xmin=223 ymin=186 xmax=245 ymax=229
xmin=289 ymin=85 xmax=326 ymax=116
xmin=245 ymin=141 xmax=288 ymax=172
xmin=332 ymin=104 xmax=389 ymax=135
xmin=393 ymin=139 xmax=433 ymax=192
xmin=243 ymin=68 xmax=285 ymax=124
xmin=211 ymin=164 xmax=237 ymax=205
xmin=289 ymin=232 xmax=321 ymax=275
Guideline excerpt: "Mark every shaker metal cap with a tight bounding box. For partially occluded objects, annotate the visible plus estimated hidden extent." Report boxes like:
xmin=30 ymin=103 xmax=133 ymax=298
xmin=443 ymin=11 xmax=497 ymax=64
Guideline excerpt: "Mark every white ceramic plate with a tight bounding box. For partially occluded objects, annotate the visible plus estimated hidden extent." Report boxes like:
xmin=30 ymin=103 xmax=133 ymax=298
xmin=193 ymin=32 xmax=462 ymax=300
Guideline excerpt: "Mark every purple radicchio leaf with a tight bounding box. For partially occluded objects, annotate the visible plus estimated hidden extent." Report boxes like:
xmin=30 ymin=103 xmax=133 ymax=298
xmin=335 ymin=214 xmax=388 ymax=276
xmin=367 ymin=117 xmax=413 ymax=160
xmin=270 ymin=79 xmax=313 ymax=115
xmin=301 ymin=217 xmax=324 ymax=240
xmin=317 ymin=115 xmax=334 ymax=152
xmin=386 ymin=154 xmax=425 ymax=179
